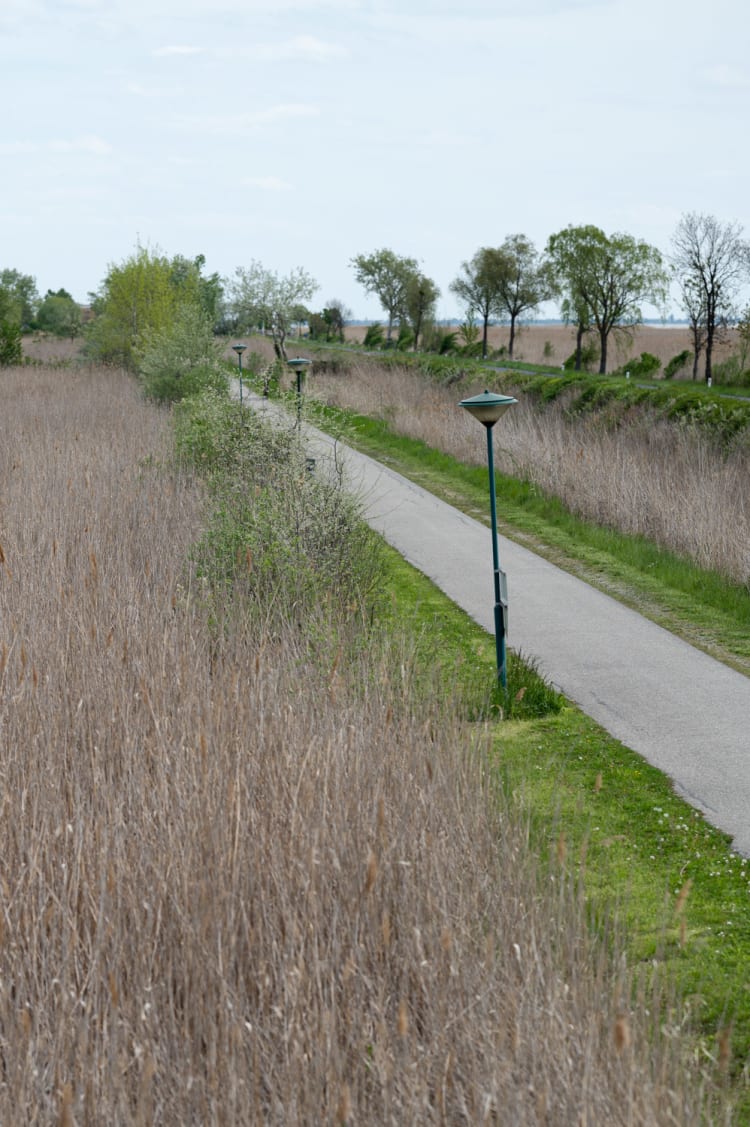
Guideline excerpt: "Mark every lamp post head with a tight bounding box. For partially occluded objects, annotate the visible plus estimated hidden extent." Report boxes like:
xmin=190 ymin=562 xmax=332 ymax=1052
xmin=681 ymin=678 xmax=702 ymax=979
xmin=459 ymin=389 xmax=517 ymax=428
xmin=232 ymin=343 xmax=247 ymax=358
xmin=287 ymin=357 xmax=312 ymax=373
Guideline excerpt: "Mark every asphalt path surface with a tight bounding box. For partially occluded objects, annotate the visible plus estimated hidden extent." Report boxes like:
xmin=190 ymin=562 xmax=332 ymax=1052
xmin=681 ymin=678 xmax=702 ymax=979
xmin=243 ymin=388 xmax=750 ymax=854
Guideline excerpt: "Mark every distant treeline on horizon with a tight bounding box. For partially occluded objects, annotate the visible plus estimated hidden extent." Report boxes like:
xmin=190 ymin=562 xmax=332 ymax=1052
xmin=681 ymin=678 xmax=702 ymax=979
xmin=344 ymin=318 xmax=692 ymax=328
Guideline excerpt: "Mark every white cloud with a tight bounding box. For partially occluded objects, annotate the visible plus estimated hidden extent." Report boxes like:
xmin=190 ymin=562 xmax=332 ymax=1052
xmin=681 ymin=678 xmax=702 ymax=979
xmin=153 ymin=45 xmax=204 ymax=57
xmin=126 ymin=81 xmax=184 ymax=98
xmin=51 ymin=136 xmax=114 ymax=155
xmin=174 ymin=104 xmax=320 ymax=133
xmin=233 ymin=35 xmax=348 ymax=62
xmin=243 ymin=176 xmax=292 ymax=191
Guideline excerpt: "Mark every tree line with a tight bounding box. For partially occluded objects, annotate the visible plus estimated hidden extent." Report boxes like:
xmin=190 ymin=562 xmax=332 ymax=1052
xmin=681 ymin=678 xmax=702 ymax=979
xmin=354 ymin=216 xmax=750 ymax=382
xmin=0 ymin=271 xmax=82 ymax=363
xmin=2 ymin=213 xmax=749 ymax=382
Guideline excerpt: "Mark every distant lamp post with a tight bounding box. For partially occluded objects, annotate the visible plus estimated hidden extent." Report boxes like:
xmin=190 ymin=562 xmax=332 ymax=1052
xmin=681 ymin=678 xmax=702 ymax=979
xmin=232 ymin=343 xmax=247 ymax=406
xmin=459 ymin=389 xmax=518 ymax=689
xmin=287 ymin=357 xmax=312 ymax=427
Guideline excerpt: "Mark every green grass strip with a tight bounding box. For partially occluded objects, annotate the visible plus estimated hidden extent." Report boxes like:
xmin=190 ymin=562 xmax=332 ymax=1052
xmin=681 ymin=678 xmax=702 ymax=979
xmin=312 ymin=402 xmax=750 ymax=674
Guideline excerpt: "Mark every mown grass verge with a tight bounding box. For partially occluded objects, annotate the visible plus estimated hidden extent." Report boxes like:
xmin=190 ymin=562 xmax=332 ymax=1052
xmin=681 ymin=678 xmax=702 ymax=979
xmin=495 ymin=709 xmax=750 ymax=1080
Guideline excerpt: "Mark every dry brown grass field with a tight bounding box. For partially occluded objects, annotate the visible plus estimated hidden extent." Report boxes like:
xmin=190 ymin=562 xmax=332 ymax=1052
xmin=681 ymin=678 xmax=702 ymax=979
xmin=0 ymin=364 xmax=726 ymax=1121
xmin=20 ymin=335 xmax=84 ymax=365
xmin=342 ymin=323 xmax=738 ymax=372
xmin=307 ymin=358 xmax=750 ymax=588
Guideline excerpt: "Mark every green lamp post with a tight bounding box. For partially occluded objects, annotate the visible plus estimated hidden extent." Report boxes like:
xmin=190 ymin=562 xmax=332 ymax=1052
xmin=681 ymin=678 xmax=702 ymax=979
xmin=232 ymin=343 xmax=247 ymax=407
xmin=287 ymin=357 xmax=312 ymax=427
xmin=459 ymin=389 xmax=518 ymax=688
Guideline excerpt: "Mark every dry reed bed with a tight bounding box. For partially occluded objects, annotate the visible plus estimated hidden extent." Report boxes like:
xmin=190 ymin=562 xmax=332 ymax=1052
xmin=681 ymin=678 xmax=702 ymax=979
xmin=0 ymin=367 xmax=720 ymax=1121
xmin=311 ymin=361 xmax=750 ymax=586
xmin=341 ymin=324 xmax=739 ymax=370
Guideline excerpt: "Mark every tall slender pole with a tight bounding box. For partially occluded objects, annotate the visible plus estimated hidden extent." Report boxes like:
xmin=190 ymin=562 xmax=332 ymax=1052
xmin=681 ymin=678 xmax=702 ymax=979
xmin=459 ymin=389 xmax=516 ymax=694
xmin=287 ymin=358 xmax=311 ymax=430
xmin=232 ymin=344 xmax=247 ymax=409
xmin=485 ymin=424 xmax=507 ymax=688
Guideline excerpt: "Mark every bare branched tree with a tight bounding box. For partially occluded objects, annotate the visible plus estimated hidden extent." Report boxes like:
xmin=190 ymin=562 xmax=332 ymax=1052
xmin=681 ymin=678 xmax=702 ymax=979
xmin=671 ymin=213 xmax=750 ymax=383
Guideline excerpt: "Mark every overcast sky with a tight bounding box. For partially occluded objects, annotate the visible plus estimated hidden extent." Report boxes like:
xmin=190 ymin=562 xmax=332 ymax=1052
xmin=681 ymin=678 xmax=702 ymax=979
xmin=2 ymin=0 xmax=749 ymax=321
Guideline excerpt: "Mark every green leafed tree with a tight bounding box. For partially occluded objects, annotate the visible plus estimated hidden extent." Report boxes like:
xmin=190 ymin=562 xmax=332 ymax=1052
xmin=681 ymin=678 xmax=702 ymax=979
xmin=88 ymin=247 xmax=182 ymax=368
xmin=323 ymin=299 xmax=350 ymax=342
xmin=36 ymin=289 xmax=82 ymax=338
xmin=493 ymin=234 xmax=549 ymax=359
xmin=229 ymin=261 xmax=318 ymax=361
xmin=404 ymin=272 xmax=439 ymax=351
xmin=546 ymin=225 xmax=668 ymax=374
xmin=169 ymin=253 xmax=225 ymax=329
xmin=0 ymin=268 xmax=39 ymax=331
xmin=87 ymin=245 xmax=218 ymax=369
xmin=670 ymin=213 xmax=750 ymax=384
xmin=351 ymin=248 xmax=419 ymax=344
xmin=546 ymin=226 xmax=600 ymax=371
xmin=0 ymin=278 xmax=24 ymax=364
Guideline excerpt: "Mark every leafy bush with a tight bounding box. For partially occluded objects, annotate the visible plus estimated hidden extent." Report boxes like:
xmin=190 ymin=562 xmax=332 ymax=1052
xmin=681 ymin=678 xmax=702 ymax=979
xmin=363 ymin=323 xmax=385 ymax=349
xmin=36 ymin=290 xmax=81 ymax=339
xmin=613 ymin=352 xmax=661 ymax=380
xmin=438 ymin=330 xmax=459 ymax=354
xmin=0 ymin=320 xmax=22 ymax=366
xmin=137 ymin=306 xmax=228 ymax=403
xmin=173 ymin=390 xmax=387 ymax=632
xmin=563 ymin=342 xmax=599 ymax=372
xmin=711 ymin=354 xmax=750 ymax=387
xmin=396 ymin=325 xmax=414 ymax=351
xmin=663 ymin=349 xmax=693 ymax=381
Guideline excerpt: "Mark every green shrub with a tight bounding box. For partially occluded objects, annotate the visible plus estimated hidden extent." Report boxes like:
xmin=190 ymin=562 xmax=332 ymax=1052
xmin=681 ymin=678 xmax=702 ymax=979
xmin=396 ymin=325 xmax=414 ymax=351
xmin=613 ymin=352 xmax=661 ymax=380
xmin=36 ymin=290 xmax=81 ymax=339
xmin=0 ymin=320 xmax=22 ymax=366
xmin=363 ymin=323 xmax=385 ymax=349
xmin=174 ymin=390 xmax=387 ymax=633
xmin=711 ymin=354 xmax=750 ymax=387
xmin=438 ymin=330 xmax=459 ymax=354
xmin=663 ymin=349 xmax=693 ymax=380
xmin=137 ymin=306 xmax=228 ymax=403
xmin=173 ymin=388 xmax=239 ymax=469
xmin=563 ymin=342 xmax=599 ymax=371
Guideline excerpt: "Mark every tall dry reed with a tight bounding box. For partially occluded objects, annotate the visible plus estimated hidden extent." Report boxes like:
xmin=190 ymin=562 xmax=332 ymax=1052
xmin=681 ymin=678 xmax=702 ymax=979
xmin=311 ymin=359 xmax=750 ymax=586
xmin=0 ymin=366 xmax=725 ymax=1121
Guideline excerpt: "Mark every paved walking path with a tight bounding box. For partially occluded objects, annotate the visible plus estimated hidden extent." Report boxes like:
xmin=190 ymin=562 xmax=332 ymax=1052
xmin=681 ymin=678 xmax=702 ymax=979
xmin=244 ymin=389 xmax=750 ymax=854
